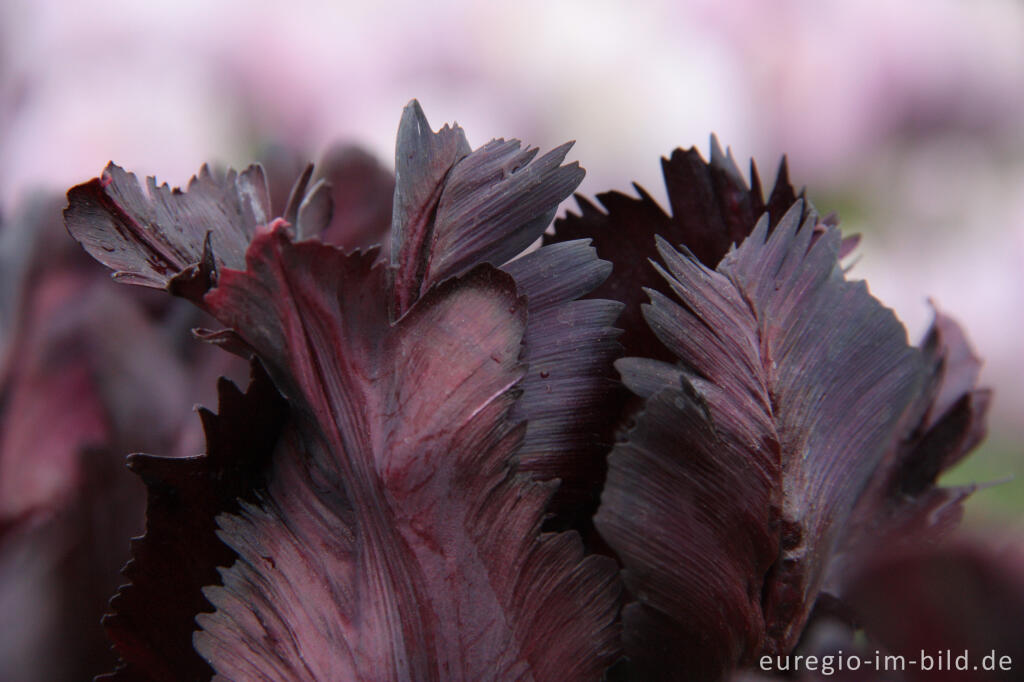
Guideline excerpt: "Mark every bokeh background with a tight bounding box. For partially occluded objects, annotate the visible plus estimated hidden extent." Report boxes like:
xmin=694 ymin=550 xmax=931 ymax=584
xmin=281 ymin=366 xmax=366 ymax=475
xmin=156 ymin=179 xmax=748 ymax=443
xmin=1 ymin=0 xmax=1021 ymax=518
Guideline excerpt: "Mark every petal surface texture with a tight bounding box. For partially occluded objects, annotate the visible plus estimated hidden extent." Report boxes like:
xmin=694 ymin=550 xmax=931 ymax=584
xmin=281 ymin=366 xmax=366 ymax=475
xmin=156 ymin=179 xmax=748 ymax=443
xmin=596 ymin=205 xmax=935 ymax=680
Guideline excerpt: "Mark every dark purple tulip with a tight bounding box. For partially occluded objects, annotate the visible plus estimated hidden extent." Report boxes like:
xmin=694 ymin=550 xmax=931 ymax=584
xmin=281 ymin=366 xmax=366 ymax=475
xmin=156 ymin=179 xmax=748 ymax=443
xmin=65 ymin=100 xmax=623 ymax=681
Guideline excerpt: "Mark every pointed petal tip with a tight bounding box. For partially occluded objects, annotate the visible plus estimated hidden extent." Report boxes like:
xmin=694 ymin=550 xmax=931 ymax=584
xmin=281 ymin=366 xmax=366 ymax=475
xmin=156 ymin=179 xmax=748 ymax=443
xmin=399 ymin=98 xmax=433 ymax=137
xmin=404 ymin=98 xmax=425 ymax=116
xmin=774 ymin=198 xmax=805 ymax=234
xmin=709 ymin=133 xmax=725 ymax=162
xmin=652 ymin=233 xmax=673 ymax=254
xmin=283 ymin=163 xmax=316 ymax=225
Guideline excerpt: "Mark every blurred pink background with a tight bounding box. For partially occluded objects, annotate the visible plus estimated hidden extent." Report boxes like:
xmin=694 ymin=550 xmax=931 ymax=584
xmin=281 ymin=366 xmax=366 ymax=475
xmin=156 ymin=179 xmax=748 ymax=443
xmin=1 ymin=0 xmax=1022 ymax=521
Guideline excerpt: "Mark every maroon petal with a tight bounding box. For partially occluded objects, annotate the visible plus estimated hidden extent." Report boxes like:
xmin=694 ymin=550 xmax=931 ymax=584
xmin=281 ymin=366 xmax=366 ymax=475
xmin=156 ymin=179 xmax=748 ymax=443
xmin=190 ymin=228 xmax=620 ymax=680
xmin=389 ymin=99 xmax=472 ymax=315
xmin=501 ymin=241 xmax=623 ymax=520
xmin=386 ymin=103 xmax=617 ymax=525
xmin=63 ymin=101 xmax=623 ymax=679
xmin=549 ymin=140 xmax=803 ymax=361
xmin=1 ymin=194 xmax=240 ymax=680
xmin=596 ymin=204 xmax=936 ymax=679
xmin=98 ymin=363 xmax=287 ymax=682
xmin=825 ymin=309 xmax=991 ymax=594
xmin=390 ymin=100 xmax=584 ymax=316
xmin=913 ymin=309 xmax=990 ymax=459
xmin=64 ymin=163 xmax=273 ymax=289
xmin=846 ymin=538 xmax=1024 ymax=682
xmin=279 ymin=145 xmax=396 ymax=252
xmin=0 ymin=277 xmax=120 ymax=680
xmin=315 ymin=144 xmax=395 ymax=252
xmin=280 ymin=162 xmax=332 ymax=239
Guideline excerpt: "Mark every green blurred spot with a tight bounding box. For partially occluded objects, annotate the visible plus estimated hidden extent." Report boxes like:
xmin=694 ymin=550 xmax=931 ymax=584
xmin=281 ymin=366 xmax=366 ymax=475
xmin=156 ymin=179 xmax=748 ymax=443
xmin=941 ymin=438 xmax=1024 ymax=529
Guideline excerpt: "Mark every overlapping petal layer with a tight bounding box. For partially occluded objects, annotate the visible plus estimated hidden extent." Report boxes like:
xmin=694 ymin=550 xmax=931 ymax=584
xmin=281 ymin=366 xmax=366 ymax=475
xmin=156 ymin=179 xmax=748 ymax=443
xmin=595 ymin=203 xmax=983 ymax=680
xmin=549 ymin=139 xmax=803 ymax=361
xmin=64 ymin=101 xmax=623 ymax=681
